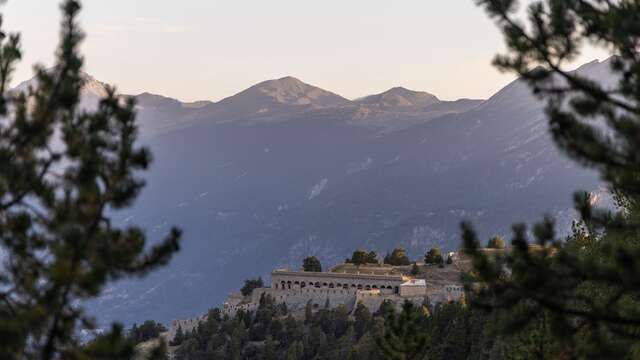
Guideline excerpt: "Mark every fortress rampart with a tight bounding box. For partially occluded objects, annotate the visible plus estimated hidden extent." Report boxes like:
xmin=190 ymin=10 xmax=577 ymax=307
xmin=271 ymin=268 xmax=405 ymax=293
xmin=168 ymin=263 xmax=465 ymax=341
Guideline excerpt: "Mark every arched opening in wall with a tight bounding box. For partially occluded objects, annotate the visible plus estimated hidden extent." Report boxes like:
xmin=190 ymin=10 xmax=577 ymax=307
xmin=294 ymin=281 xmax=300 ymax=286
xmin=394 ymin=286 xmax=399 ymax=294
xmin=365 ymin=285 xmax=371 ymax=290
xmin=275 ymin=284 xmax=278 ymax=289
xmin=287 ymin=281 xmax=292 ymax=289
xmin=351 ymin=284 xmax=356 ymax=288
xmin=386 ymin=286 xmax=393 ymax=290
xmin=343 ymin=284 xmax=349 ymax=289
xmin=322 ymin=282 xmax=328 ymax=287
xmin=315 ymin=282 xmax=321 ymax=288
xmin=372 ymin=285 xmax=378 ymax=289
xmin=329 ymin=283 xmax=334 ymax=288
xmin=280 ymin=281 xmax=286 ymax=290
xmin=301 ymin=282 xmax=306 ymax=288
xmin=357 ymin=284 xmax=363 ymax=290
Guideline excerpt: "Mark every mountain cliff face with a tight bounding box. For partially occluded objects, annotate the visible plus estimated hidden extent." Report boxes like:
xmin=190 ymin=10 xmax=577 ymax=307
xmin=12 ymin=60 xmax=614 ymax=326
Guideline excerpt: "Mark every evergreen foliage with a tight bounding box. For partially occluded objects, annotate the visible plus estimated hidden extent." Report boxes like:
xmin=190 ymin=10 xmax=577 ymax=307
xmin=486 ymin=236 xmax=505 ymax=249
xmin=376 ymin=301 xmax=430 ymax=360
xmin=463 ymin=0 xmax=640 ymax=356
xmin=424 ymin=248 xmax=443 ymax=265
xmin=128 ymin=320 xmax=167 ymax=345
xmin=241 ymin=277 xmax=264 ymax=297
xmin=302 ymin=256 xmax=322 ymax=272
xmin=410 ymin=263 xmax=420 ymax=275
xmin=170 ymin=296 xmax=559 ymax=360
xmin=346 ymin=249 xmax=379 ymax=266
xmin=384 ymin=248 xmax=412 ymax=266
xmin=0 ymin=1 xmax=180 ymax=358
xmin=170 ymin=325 xmax=184 ymax=347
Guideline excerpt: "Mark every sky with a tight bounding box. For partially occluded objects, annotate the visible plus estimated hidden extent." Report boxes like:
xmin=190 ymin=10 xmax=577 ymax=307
xmin=3 ymin=0 xmax=611 ymax=102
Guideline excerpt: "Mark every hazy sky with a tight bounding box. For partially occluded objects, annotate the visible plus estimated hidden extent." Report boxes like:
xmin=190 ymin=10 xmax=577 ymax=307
xmin=3 ymin=0 xmax=610 ymax=102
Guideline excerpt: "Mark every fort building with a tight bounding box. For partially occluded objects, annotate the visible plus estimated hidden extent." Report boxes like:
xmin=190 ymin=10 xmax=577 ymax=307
xmin=169 ymin=258 xmax=466 ymax=340
xmin=220 ymin=263 xmax=461 ymax=317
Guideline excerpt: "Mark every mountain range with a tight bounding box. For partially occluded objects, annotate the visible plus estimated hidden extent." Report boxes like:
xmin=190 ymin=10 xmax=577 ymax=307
xmin=13 ymin=58 xmax=614 ymax=327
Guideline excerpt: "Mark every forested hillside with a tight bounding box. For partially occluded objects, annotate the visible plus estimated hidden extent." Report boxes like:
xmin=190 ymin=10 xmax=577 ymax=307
xmin=164 ymin=294 xmax=557 ymax=360
xmin=82 ymin=59 xmax=613 ymax=326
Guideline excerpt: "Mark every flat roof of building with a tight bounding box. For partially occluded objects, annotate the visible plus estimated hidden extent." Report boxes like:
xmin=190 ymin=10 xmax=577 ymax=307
xmin=401 ymin=279 xmax=426 ymax=287
xmin=329 ymin=263 xmax=400 ymax=276
xmin=272 ymin=269 xmax=405 ymax=282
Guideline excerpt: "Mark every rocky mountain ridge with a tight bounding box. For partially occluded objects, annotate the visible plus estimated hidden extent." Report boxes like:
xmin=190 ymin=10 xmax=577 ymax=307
xmin=9 ymin=58 xmax=614 ymax=327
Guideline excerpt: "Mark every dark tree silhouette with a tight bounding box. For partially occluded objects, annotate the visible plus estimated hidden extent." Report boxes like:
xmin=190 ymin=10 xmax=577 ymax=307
xmin=376 ymin=301 xmax=430 ymax=360
xmin=302 ymin=256 xmax=322 ymax=272
xmin=384 ymin=248 xmax=411 ymax=266
xmin=464 ymin=0 xmax=640 ymax=356
xmin=240 ymin=278 xmax=264 ymax=297
xmin=0 ymin=1 xmax=181 ymax=359
xmin=424 ymin=247 xmax=443 ymax=265
xmin=346 ymin=249 xmax=379 ymax=266
xmin=487 ymin=236 xmax=506 ymax=249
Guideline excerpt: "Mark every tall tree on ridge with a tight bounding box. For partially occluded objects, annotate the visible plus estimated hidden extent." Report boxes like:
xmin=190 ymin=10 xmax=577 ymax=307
xmin=0 ymin=1 xmax=181 ymax=358
xmin=302 ymin=256 xmax=322 ymax=272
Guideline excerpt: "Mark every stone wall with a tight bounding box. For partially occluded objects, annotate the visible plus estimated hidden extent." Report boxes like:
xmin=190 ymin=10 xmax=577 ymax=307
xmin=426 ymin=284 xmax=464 ymax=304
xmin=400 ymin=284 xmax=426 ymax=298
xmin=272 ymin=269 xmax=405 ymax=293
xmin=265 ymin=287 xmax=358 ymax=313
xmin=167 ymin=314 xmax=207 ymax=341
xmin=168 ymin=270 xmax=462 ymax=342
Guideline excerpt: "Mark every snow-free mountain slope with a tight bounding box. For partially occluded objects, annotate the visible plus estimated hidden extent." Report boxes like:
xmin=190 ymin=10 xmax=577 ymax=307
xmin=8 ymin=60 xmax=614 ymax=328
xmin=226 ymin=76 xmax=351 ymax=108
xmin=13 ymin=71 xmax=110 ymax=111
xmin=190 ymin=76 xmax=351 ymax=121
xmin=133 ymin=92 xmax=214 ymax=138
xmin=356 ymin=86 xmax=440 ymax=108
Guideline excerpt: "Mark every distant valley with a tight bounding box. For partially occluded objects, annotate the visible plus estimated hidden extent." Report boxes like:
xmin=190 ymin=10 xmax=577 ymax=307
xmin=14 ymin=58 xmax=614 ymax=326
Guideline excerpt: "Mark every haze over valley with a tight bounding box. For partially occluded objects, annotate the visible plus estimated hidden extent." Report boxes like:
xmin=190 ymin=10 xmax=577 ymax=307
xmin=17 ymin=58 xmax=615 ymax=326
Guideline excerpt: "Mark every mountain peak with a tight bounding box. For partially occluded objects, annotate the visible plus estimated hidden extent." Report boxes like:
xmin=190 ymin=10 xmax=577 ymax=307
xmin=357 ymin=87 xmax=440 ymax=108
xmin=218 ymin=76 xmax=350 ymax=110
xmin=11 ymin=70 xmax=111 ymax=111
xmin=251 ymin=76 xmax=311 ymax=96
xmin=13 ymin=69 xmax=110 ymax=97
xmin=272 ymin=76 xmax=305 ymax=85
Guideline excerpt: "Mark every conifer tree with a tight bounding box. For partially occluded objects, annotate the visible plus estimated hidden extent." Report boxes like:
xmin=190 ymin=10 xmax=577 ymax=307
xmin=263 ymin=335 xmax=276 ymax=360
xmin=0 ymin=1 xmax=181 ymax=359
xmin=465 ymin=0 xmax=640 ymax=356
xmin=384 ymin=248 xmax=411 ymax=266
xmin=170 ymin=326 xmax=184 ymax=347
xmin=376 ymin=301 xmax=430 ymax=360
xmin=487 ymin=236 xmax=505 ymax=249
xmin=424 ymin=247 xmax=442 ymax=265
xmin=304 ymin=300 xmax=313 ymax=324
xmin=354 ymin=302 xmax=373 ymax=339
xmin=336 ymin=325 xmax=355 ymax=359
xmin=241 ymin=277 xmax=264 ymax=296
xmin=410 ymin=263 xmax=420 ymax=275
xmin=285 ymin=340 xmax=303 ymax=360
xmin=302 ymin=256 xmax=322 ymax=272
